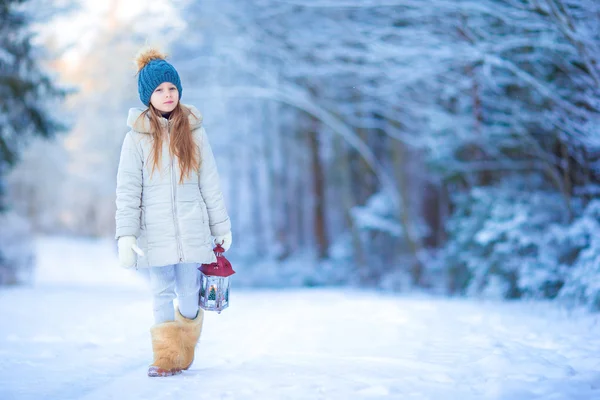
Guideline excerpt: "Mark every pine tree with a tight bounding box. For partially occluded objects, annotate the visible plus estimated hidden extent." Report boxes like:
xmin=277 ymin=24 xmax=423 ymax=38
xmin=0 ymin=0 xmax=64 ymax=210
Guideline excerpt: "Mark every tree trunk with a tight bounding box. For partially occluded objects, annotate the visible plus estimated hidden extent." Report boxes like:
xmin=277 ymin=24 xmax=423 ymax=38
xmin=295 ymin=129 xmax=307 ymax=250
xmin=279 ymin=121 xmax=295 ymax=260
xmin=308 ymin=117 xmax=328 ymax=259
xmin=335 ymin=133 xmax=366 ymax=271
xmin=390 ymin=138 xmax=425 ymax=286
xmin=266 ymin=99 xmax=288 ymax=260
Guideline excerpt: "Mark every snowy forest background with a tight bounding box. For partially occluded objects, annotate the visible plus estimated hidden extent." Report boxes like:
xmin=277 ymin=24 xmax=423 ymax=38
xmin=2 ymin=0 xmax=600 ymax=310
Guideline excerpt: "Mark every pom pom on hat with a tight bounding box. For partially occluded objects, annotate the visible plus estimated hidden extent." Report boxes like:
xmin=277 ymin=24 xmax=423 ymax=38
xmin=135 ymin=48 xmax=167 ymax=72
xmin=135 ymin=47 xmax=182 ymax=106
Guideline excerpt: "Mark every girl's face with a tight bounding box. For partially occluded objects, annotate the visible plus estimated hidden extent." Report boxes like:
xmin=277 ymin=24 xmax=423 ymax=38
xmin=150 ymin=82 xmax=179 ymax=113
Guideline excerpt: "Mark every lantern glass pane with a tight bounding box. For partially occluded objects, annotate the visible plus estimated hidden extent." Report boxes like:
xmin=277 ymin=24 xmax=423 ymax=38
xmin=199 ymin=273 xmax=230 ymax=313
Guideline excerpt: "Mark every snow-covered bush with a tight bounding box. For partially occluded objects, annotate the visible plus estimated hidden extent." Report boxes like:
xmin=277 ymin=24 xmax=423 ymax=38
xmin=444 ymin=182 xmax=600 ymax=310
xmin=351 ymin=191 xmax=422 ymax=287
xmin=230 ymin=191 xmax=416 ymax=290
xmin=0 ymin=211 xmax=36 ymax=285
xmin=443 ymin=183 xmax=567 ymax=299
xmin=556 ymin=200 xmax=600 ymax=310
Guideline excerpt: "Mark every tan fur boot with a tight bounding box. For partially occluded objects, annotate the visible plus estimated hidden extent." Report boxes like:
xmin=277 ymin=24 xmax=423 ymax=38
xmin=148 ymin=321 xmax=184 ymax=377
xmin=175 ymin=308 xmax=204 ymax=370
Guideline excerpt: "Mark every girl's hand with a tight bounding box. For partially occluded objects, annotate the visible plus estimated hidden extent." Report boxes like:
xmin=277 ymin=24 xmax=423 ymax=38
xmin=213 ymin=232 xmax=232 ymax=252
xmin=117 ymin=235 xmax=137 ymax=268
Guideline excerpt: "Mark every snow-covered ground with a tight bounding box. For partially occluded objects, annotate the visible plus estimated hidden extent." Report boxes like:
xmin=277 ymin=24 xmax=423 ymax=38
xmin=0 ymin=236 xmax=599 ymax=400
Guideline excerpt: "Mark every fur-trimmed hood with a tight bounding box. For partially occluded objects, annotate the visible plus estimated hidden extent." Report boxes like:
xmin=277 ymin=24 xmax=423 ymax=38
xmin=126 ymin=104 xmax=203 ymax=133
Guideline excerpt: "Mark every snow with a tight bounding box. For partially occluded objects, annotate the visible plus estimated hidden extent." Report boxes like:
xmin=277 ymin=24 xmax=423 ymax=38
xmin=1 ymin=236 xmax=599 ymax=400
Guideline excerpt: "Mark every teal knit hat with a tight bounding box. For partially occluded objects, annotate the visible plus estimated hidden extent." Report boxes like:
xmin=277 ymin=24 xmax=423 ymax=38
xmin=135 ymin=49 xmax=182 ymax=106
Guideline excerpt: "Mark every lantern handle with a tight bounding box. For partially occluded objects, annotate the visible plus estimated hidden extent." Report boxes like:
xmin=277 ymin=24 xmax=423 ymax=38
xmin=213 ymin=243 xmax=225 ymax=254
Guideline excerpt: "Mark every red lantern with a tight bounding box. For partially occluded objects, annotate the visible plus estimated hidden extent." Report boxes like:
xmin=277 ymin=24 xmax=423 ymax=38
xmin=198 ymin=244 xmax=235 ymax=313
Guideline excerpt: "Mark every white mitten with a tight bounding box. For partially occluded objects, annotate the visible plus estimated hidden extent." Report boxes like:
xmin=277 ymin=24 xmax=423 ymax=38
xmin=117 ymin=235 xmax=137 ymax=268
xmin=213 ymin=231 xmax=232 ymax=252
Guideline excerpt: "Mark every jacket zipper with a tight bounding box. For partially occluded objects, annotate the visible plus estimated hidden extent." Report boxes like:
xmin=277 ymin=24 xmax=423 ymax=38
xmin=167 ymin=125 xmax=185 ymax=262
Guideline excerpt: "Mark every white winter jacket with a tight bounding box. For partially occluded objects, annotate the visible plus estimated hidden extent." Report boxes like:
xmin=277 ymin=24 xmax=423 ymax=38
xmin=115 ymin=105 xmax=230 ymax=268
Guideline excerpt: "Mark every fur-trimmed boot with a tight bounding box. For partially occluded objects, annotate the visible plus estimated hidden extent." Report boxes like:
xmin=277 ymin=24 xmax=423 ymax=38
xmin=148 ymin=321 xmax=184 ymax=377
xmin=175 ymin=308 xmax=204 ymax=370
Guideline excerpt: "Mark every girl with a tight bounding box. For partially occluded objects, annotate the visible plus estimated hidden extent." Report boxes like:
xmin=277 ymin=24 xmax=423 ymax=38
xmin=115 ymin=48 xmax=232 ymax=377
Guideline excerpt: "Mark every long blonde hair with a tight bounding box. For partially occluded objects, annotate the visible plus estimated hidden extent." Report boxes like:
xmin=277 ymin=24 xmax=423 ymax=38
xmin=138 ymin=102 xmax=200 ymax=184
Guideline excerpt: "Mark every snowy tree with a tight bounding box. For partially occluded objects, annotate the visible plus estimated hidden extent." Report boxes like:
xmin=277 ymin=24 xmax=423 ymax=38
xmin=0 ymin=0 xmax=71 ymax=285
xmin=0 ymin=0 xmax=66 ymax=210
